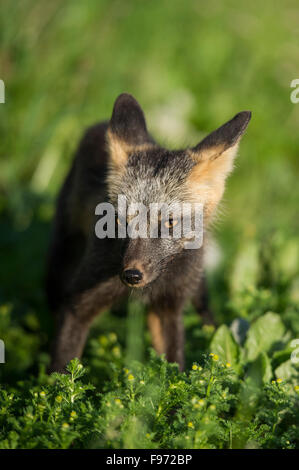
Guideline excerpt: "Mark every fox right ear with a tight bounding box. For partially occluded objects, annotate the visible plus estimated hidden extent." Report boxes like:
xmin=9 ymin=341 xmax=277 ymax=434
xmin=107 ymin=93 xmax=153 ymax=168
xmin=187 ymin=111 xmax=251 ymax=215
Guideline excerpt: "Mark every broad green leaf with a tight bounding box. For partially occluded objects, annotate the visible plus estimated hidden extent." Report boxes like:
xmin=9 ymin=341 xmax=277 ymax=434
xmin=210 ymin=324 xmax=239 ymax=370
xmin=276 ymin=238 xmax=299 ymax=279
xmin=275 ymin=360 xmax=299 ymax=381
xmin=271 ymin=346 xmax=295 ymax=370
xmin=246 ymin=352 xmax=272 ymax=385
xmin=244 ymin=312 xmax=285 ymax=361
xmin=237 ymin=353 xmax=272 ymax=424
xmin=230 ymin=242 xmax=259 ymax=293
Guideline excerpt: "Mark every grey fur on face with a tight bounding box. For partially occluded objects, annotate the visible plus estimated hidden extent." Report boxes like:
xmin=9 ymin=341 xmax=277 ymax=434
xmin=108 ymin=148 xmax=195 ymax=207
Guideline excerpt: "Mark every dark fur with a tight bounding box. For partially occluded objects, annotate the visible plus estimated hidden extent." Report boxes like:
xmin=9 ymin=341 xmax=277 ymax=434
xmin=46 ymin=93 xmax=251 ymax=372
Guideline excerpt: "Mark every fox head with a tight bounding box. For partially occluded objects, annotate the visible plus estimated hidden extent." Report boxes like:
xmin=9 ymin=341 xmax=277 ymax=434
xmin=106 ymin=93 xmax=251 ymax=288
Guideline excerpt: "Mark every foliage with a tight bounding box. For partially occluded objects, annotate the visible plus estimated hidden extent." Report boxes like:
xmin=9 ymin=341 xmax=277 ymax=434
xmin=0 ymin=0 xmax=299 ymax=449
xmin=0 ymin=346 xmax=298 ymax=449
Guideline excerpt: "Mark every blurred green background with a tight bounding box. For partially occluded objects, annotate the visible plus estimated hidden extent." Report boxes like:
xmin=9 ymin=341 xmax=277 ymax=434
xmin=0 ymin=0 xmax=298 ymax=382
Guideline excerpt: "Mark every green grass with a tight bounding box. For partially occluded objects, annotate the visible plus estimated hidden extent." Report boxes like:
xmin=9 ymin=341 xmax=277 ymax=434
xmin=0 ymin=0 xmax=299 ymax=449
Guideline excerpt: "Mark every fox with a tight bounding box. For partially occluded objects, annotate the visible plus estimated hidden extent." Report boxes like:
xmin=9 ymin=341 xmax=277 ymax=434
xmin=46 ymin=93 xmax=251 ymax=372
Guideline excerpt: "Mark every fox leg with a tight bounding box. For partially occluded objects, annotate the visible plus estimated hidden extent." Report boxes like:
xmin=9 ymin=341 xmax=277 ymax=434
xmin=48 ymin=273 xmax=126 ymax=373
xmin=147 ymin=311 xmax=165 ymax=355
xmin=48 ymin=285 xmax=110 ymax=373
xmin=148 ymin=305 xmax=185 ymax=370
xmin=49 ymin=309 xmax=93 ymax=373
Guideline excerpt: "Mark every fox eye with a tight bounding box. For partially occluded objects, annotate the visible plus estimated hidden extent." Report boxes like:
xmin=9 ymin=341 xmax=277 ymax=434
xmin=164 ymin=218 xmax=178 ymax=229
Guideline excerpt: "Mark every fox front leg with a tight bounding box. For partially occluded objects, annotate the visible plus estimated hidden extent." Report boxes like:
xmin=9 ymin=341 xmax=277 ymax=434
xmin=147 ymin=305 xmax=185 ymax=371
xmin=48 ymin=289 xmax=105 ymax=373
xmin=48 ymin=281 xmax=116 ymax=373
xmin=49 ymin=308 xmax=92 ymax=373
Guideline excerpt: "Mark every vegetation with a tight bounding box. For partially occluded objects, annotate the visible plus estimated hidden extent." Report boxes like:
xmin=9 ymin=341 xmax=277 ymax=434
xmin=0 ymin=0 xmax=298 ymax=449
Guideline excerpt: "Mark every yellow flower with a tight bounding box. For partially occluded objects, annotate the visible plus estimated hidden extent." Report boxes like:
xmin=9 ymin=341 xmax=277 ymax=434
xmin=115 ymin=398 xmax=122 ymax=405
xmin=128 ymin=374 xmax=134 ymax=381
xmin=294 ymin=385 xmax=299 ymax=392
xmin=56 ymin=395 xmax=62 ymax=403
xmin=70 ymin=411 xmax=77 ymax=418
xmin=40 ymin=391 xmax=46 ymax=398
xmin=276 ymin=378 xmax=283 ymax=384
xmin=112 ymin=346 xmax=121 ymax=357
xmin=194 ymin=398 xmax=205 ymax=409
xmin=108 ymin=332 xmax=117 ymax=343
xmin=209 ymin=353 xmax=214 ymax=357
xmin=62 ymin=423 xmax=69 ymax=430
xmin=124 ymin=368 xmax=129 ymax=374
xmin=212 ymin=354 xmax=219 ymax=362
xmin=192 ymin=364 xmax=198 ymax=370
xmin=226 ymin=363 xmax=231 ymax=368
xmin=99 ymin=335 xmax=108 ymax=346
xmin=187 ymin=422 xmax=194 ymax=428
xmin=146 ymin=433 xmax=150 ymax=438
xmin=203 ymin=325 xmax=215 ymax=333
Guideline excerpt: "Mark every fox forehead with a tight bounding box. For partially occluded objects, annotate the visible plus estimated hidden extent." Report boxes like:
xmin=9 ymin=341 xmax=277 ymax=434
xmin=107 ymin=147 xmax=195 ymax=205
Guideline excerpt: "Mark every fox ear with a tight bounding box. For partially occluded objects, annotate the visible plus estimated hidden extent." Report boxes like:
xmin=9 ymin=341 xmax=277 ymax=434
xmin=107 ymin=93 xmax=153 ymax=167
xmin=187 ymin=111 xmax=251 ymax=214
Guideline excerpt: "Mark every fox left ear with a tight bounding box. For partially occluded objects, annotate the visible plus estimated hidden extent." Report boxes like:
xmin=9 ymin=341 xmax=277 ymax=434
xmin=107 ymin=93 xmax=153 ymax=168
xmin=187 ymin=111 xmax=251 ymax=214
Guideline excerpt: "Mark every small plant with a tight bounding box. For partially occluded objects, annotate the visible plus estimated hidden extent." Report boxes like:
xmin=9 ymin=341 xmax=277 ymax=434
xmin=0 ymin=349 xmax=298 ymax=449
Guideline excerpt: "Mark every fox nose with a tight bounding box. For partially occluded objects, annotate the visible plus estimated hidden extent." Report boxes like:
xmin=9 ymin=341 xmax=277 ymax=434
xmin=122 ymin=269 xmax=143 ymax=286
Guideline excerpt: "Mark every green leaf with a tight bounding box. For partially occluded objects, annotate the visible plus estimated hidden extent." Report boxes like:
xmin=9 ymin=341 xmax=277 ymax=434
xmin=230 ymin=242 xmax=259 ymax=293
xmin=244 ymin=312 xmax=285 ymax=361
xmin=276 ymin=238 xmax=299 ymax=279
xmin=275 ymin=360 xmax=299 ymax=381
xmin=237 ymin=353 xmax=272 ymax=425
xmin=246 ymin=352 xmax=272 ymax=385
xmin=271 ymin=347 xmax=295 ymax=370
xmin=210 ymin=324 xmax=239 ymax=370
